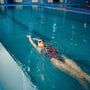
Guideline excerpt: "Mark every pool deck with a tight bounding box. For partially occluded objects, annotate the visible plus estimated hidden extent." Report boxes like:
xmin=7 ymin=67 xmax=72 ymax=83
xmin=0 ymin=42 xmax=36 ymax=90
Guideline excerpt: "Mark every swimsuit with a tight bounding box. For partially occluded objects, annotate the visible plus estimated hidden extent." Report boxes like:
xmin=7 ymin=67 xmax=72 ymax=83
xmin=40 ymin=46 xmax=65 ymax=63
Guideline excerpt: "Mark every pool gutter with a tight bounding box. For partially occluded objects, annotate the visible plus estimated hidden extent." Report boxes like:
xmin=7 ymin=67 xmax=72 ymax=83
xmin=0 ymin=42 xmax=37 ymax=90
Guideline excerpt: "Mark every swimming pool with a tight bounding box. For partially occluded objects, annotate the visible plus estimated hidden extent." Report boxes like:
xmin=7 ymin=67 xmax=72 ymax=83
xmin=0 ymin=5 xmax=90 ymax=90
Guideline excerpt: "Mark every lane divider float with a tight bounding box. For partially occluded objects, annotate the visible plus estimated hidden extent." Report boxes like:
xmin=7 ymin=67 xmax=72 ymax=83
xmin=57 ymin=8 xmax=67 ymax=11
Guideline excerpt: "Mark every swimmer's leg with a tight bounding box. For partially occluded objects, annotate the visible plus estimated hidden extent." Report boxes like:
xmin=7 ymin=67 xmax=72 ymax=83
xmin=50 ymin=57 xmax=90 ymax=88
xmin=77 ymin=78 xmax=89 ymax=90
xmin=62 ymin=55 xmax=85 ymax=73
xmin=81 ymin=73 xmax=90 ymax=83
xmin=85 ymin=75 xmax=90 ymax=83
xmin=62 ymin=55 xmax=90 ymax=82
xmin=50 ymin=58 xmax=74 ymax=73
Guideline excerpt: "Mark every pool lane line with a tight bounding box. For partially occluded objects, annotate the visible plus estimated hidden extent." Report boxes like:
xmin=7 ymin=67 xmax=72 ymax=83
xmin=44 ymin=5 xmax=90 ymax=14
xmin=57 ymin=8 xmax=67 ymax=11
xmin=85 ymin=8 xmax=90 ymax=10
xmin=0 ymin=3 xmax=90 ymax=14
xmin=12 ymin=18 xmax=51 ymax=41
xmin=0 ymin=8 xmax=51 ymax=41
xmin=41 ymin=4 xmax=90 ymax=14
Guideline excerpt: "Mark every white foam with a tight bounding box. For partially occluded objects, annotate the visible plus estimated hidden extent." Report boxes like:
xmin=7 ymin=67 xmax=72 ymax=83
xmin=0 ymin=42 xmax=38 ymax=90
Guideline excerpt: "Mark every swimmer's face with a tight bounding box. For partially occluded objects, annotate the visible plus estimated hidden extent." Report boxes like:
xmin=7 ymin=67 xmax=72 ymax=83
xmin=37 ymin=40 xmax=45 ymax=47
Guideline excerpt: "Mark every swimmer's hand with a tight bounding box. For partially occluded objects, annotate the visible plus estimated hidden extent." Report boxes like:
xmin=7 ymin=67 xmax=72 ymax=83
xmin=26 ymin=35 xmax=31 ymax=39
xmin=26 ymin=35 xmax=38 ymax=49
xmin=26 ymin=35 xmax=40 ymax=41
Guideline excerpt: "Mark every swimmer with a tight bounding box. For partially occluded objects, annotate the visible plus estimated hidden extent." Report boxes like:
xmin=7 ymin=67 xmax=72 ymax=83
xmin=26 ymin=35 xmax=90 ymax=90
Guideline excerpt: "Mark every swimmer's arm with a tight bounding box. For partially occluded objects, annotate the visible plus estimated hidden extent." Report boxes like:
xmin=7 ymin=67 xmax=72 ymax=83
xmin=26 ymin=35 xmax=41 ymax=52
xmin=27 ymin=35 xmax=37 ymax=48
xmin=32 ymin=38 xmax=40 ymax=41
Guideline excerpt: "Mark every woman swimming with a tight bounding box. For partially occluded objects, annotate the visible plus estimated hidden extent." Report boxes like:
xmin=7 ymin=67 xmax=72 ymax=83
xmin=26 ymin=35 xmax=90 ymax=90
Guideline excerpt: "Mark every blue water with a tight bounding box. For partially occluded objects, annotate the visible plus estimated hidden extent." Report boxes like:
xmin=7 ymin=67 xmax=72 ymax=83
xmin=0 ymin=5 xmax=90 ymax=90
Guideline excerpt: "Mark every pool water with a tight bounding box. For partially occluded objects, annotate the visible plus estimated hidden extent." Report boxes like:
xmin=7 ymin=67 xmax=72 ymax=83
xmin=0 ymin=5 xmax=90 ymax=90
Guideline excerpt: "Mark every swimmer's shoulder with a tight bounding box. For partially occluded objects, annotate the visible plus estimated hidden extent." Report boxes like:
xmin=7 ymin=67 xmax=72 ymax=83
xmin=36 ymin=47 xmax=41 ymax=53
